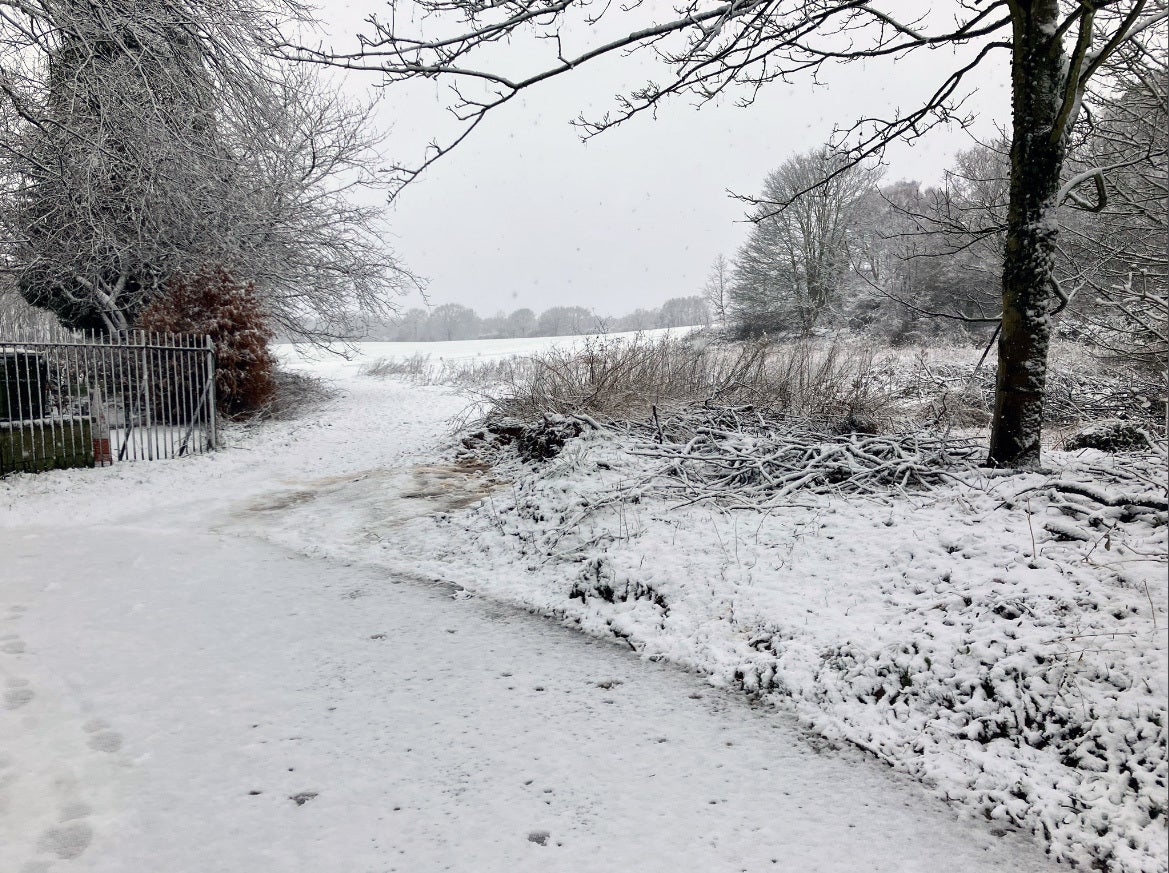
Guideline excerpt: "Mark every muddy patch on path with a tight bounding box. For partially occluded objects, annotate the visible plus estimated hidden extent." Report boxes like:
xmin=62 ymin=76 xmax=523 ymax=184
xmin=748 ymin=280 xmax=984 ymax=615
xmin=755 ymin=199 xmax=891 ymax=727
xmin=229 ymin=461 xmax=501 ymax=549
xmin=398 ymin=464 xmax=496 ymax=511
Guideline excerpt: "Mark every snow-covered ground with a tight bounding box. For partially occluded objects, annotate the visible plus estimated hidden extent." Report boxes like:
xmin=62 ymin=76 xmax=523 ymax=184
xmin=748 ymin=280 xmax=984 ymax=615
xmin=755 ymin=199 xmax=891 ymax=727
xmin=1 ymin=336 xmax=1163 ymax=872
xmin=279 ymin=326 xmax=694 ymax=380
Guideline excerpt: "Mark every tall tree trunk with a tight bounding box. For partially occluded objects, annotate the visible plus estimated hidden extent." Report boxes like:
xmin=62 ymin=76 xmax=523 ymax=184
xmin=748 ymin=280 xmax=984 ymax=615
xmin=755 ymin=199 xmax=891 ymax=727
xmin=988 ymin=0 xmax=1070 ymax=468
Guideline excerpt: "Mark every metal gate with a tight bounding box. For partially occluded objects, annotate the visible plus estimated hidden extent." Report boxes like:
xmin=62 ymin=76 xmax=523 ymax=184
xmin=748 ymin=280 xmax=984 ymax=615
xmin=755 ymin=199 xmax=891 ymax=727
xmin=1 ymin=328 xmax=216 ymax=475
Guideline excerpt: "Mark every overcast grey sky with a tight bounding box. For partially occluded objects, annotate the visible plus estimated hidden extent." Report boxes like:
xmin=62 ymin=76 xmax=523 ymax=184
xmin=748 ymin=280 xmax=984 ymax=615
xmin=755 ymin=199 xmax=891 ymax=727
xmin=317 ymin=1 xmax=1011 ymax=318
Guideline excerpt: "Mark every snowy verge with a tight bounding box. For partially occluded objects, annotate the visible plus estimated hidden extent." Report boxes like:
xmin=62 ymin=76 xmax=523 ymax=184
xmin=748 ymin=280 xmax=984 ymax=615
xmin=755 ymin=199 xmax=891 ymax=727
xmin=2 ymin=354 xmax=1164 ymax=873
xmin=242 ymin=423 xmax=1167 ymax=873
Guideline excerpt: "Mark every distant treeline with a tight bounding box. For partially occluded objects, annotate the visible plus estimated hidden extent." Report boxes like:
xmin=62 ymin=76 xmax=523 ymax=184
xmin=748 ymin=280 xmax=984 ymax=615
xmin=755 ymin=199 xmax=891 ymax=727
xmin=365 ymin=296 xmax=710 ymax=342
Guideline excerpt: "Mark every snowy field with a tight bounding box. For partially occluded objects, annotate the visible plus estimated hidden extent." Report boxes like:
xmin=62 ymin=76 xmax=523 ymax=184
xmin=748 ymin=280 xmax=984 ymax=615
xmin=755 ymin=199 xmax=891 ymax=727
xmin=1 ymin=335 xmax=1164 ymax=873
xmin=277 ymin=327 xmax=695 ymax=380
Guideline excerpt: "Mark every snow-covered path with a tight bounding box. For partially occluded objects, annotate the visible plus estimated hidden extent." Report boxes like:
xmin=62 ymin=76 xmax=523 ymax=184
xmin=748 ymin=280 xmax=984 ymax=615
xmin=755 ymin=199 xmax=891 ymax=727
xmin=2 ymin=525 xmax=1063 ymax=873
xmin=1 ymin=372 xmax=1065 ymax=871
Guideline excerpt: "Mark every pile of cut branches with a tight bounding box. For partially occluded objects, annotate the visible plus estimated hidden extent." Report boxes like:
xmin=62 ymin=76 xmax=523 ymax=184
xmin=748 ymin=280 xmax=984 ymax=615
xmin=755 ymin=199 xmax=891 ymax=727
xmin=623 ymin=404 xmax=982 ymax=507
xmin=1012 ymin=456 xmax=1169 ymax=556
xmin=923 ymin=353 xmax=1166 ymax=429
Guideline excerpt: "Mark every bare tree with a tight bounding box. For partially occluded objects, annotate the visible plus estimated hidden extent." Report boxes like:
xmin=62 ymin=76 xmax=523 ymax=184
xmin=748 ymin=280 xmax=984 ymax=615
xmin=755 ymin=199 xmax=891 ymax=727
xmin=1 ymin=0 xmax=247 ymax=332
xmin=609 ymin=307 xmax=661 ymax=333
xmin=392 ymin=307 xmax=430 ymax=341
xmin=731 ymin=148 xmax=880 ymax=336
xmin=291 ymin=0 xmax=1167 ymax=467
xmin=702 ymin=254 xmax=731 ymax=328
xmin=223 ymin=66 xmax=417 ymax=344
xmin=505 ymin=307 xmax=537 ymax=338
xmin=1058 ymin=31 xmax=1167 ymax=379
xmin=536 ymin=305 xmax=596 ymax=337
xmin=426 ymin=302 xmax=480 ymax=340
xmin=660 ymin=295 xmax=709 ymax=328
xmin=855 ymin=145 xmax=1010 ymax=340
xmin=0 ymin=0 xmax=412 ymax=342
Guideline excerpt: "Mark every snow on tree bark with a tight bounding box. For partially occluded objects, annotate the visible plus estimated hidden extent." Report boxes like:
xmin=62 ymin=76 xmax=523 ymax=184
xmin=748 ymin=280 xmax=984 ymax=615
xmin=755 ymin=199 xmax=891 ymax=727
xmin=989 ymin=0 xmax=1071 ymax=469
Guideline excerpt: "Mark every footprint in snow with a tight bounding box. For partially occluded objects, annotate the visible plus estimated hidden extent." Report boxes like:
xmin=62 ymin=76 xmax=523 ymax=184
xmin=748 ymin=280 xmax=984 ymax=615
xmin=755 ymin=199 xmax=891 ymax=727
xmin=4 ymin=683 xmax=34 ymax=710
xmin=87 ymin=731 xmax=123 ymax=753
xmin=38 ymin=776 xmax=98 ymax=862
xmin=1 ymin=635 xmax=27 ymax=654
xmin=60 ymin=801 xmax=92 ymax=822
xmin=83 ymin=718 xmax=124 ymax=753
xmin=36 ymin=821 xmax=93 ymax=860
xmin=0 ymin=666 xmax=102 ymax=870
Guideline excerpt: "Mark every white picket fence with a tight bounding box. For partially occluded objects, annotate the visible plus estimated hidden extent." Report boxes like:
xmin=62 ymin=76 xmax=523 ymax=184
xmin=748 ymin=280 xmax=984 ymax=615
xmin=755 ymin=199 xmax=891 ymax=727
xmin=1 ymin=328 xmax=216 ymax=474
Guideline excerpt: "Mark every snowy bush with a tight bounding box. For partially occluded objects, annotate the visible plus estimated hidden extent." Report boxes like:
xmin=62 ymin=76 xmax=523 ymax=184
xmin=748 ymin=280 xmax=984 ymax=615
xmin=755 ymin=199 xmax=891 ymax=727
xmin=1066 ymin=421 xmax=1154 ymax=453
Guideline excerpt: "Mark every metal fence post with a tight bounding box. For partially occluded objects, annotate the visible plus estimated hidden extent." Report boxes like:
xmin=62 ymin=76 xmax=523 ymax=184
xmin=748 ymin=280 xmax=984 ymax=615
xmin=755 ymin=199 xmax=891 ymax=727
xmin=205 ymin=335 xmax=217 ymax=450
xmin=140 ymin=331 xmax=154 ymax=460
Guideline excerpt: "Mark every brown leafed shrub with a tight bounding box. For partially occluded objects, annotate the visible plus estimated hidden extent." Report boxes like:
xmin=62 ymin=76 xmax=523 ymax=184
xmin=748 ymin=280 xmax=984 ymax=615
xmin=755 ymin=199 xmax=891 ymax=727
xmin=139 ymin=267 xmax=277 ymax=418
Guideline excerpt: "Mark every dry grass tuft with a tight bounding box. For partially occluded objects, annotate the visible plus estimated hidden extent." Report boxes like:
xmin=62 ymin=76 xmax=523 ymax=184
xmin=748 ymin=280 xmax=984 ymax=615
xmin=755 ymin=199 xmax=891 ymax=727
xmin=361 ymin=352 xmax=434 ymax=380
xmin=479 ymin=334 xmax=901 ymax=431
xmin=251 ymin=369 xmax=336 ymax=421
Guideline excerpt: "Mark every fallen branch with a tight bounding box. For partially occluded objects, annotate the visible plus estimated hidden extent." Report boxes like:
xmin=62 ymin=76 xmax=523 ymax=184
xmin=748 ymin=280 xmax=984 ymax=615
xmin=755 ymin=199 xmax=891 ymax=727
xmin=1049 ymin=480 xmax=1168 ymax=511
